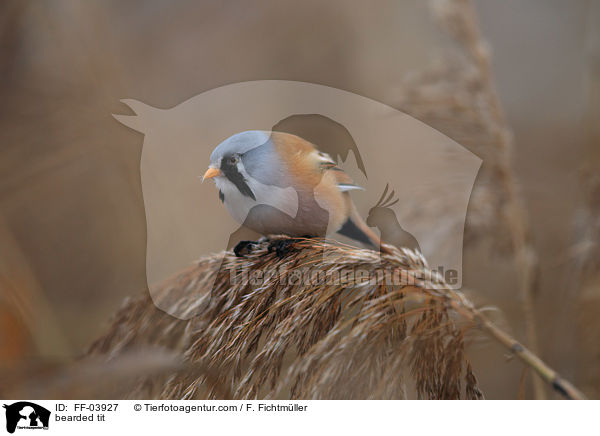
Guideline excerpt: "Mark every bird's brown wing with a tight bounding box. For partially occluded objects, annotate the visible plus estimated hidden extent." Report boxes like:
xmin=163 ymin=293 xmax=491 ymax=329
xmin=330 ymin=168 xmax=392 ymax=254
xmin=337 ymin=200 xmax=392 ymax=253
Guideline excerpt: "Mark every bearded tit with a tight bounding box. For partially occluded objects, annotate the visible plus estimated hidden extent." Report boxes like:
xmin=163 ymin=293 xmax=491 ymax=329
xmin=203 ymin=130 xmax=390 ymax=255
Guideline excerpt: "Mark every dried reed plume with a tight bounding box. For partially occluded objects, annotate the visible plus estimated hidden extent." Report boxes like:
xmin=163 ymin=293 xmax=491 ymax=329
xmin=396 ymin=0 xmax=544 ymax=398
xmin=87 ymin=237 xmax=584 ymax=400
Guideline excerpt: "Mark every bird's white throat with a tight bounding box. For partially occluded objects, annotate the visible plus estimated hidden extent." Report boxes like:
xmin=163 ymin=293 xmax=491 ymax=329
xmin=214 ymin=174 xmax=299 ymax=226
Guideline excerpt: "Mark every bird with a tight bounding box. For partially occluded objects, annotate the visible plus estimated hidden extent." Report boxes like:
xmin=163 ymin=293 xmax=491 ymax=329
xmin=202 ymin=130 xmax=391 ymax=256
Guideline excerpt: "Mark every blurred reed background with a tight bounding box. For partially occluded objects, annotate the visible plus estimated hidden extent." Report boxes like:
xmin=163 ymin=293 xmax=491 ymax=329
xmin=0 ymin=0 xmax=598 ymax=399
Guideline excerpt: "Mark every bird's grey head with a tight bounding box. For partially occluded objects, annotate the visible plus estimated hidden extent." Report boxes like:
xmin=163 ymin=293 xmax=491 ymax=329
xmin=209 ymin=130 xmax=271 ymax=167
xmin=205 ymin=130 xmax=287 ymax=191
xmin=204 ymin=130 xmax=290 ymax=201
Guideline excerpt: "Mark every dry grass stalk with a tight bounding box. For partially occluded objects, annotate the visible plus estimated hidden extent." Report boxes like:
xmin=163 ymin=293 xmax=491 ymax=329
xmin=571 ymin=170 xmax=600 ymax=397
xmin=396 ymin=0 xmax=544 ymax=398
xmin=0 ymin=216 xmax=71 ymax=360
xmin=570 ymin=6 xmax=600 ymax=396
xmin=87 ymin=237 xmax=584 ymax=399
xmin=572 ymin=170 xmax=600 ymax=285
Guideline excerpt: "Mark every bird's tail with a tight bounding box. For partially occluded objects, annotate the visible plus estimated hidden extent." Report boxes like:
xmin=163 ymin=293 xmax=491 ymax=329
xmin=337 ymin=203 xmax=394 ymax=255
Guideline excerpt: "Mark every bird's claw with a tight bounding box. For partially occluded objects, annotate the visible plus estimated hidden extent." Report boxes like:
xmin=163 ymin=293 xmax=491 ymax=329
xmin=233 ymin=240 xmax=258 ymax=257
xmin=267 ymin=238 xmax=300 ymax=259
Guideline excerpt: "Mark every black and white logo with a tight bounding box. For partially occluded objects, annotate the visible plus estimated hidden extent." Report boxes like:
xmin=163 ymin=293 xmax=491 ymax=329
xmin=3 ymin=402 xmax=50 ymax=434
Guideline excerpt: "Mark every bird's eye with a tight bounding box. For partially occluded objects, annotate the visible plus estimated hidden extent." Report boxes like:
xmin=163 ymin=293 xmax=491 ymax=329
xmin=227 ymin=155 xmax=239 ymax=165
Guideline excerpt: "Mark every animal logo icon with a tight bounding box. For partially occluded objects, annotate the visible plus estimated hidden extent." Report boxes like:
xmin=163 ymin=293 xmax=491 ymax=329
xmin=3 ymin=402 xmax=50 ymax=434
xmin=271 ymin=113 xmax=368 ymax=178
xmin=112 ymin=80 xmax=481 ymax=320
xmin=366 ymin=184 xmax=421 ymax=253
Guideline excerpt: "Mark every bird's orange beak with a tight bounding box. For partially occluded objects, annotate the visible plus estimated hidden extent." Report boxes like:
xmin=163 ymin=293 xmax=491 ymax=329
xmin=202 ymin=167 xmax=222 ymax=181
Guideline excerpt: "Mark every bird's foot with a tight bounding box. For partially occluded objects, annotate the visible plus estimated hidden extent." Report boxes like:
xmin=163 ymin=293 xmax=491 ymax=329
xmin=233 ymin=240 xmax=259 ymax=257
xmin=267 ymin=237 xmax=302 ymax=259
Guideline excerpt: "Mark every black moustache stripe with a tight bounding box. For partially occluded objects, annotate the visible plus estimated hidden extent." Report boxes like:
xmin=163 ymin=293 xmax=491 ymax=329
xmin=221 ymin=159 xmax=256 ymax=200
